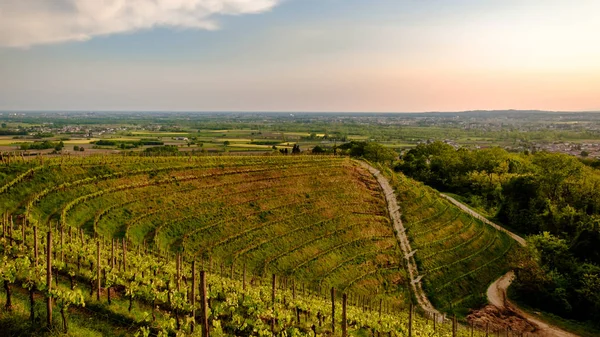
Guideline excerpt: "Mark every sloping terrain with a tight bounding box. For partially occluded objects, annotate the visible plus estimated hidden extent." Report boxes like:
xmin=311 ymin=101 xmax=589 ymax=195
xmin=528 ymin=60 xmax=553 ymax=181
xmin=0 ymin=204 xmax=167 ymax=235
xmin=378 ymin=165 xmax=514 ymax=314
xmin=2 ymin=155 xmax=405 ymax=297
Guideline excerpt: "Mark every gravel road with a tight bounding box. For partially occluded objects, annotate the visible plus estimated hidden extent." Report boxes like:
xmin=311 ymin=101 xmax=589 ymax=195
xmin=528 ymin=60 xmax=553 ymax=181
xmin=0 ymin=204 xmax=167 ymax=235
xmin=358 ymin=161 xmax=442 ymax=320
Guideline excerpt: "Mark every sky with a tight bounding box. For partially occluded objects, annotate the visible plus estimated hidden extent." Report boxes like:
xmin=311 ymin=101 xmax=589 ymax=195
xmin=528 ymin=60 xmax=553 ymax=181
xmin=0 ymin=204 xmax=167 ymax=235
xmin=0 ymin=0 xmax=599 ymax=112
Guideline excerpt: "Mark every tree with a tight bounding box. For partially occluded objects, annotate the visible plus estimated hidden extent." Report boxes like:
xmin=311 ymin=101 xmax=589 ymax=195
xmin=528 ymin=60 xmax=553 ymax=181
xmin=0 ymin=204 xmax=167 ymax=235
xmin=312 ymin=146 xmax=326 ymax=154
xmin=532 ymin=152 xmax=583 ymax=203
xmin=292 ymin=144 xmax=301 ymax=154
xmin=54 ymin=141 xmax=65 ymax=152
xmin=581 ymin=150 xmax=590 ymax=157
xmin=73 ymin=146 xmax=80 ymax=151
xmin=363 ymin=143 xmax=397 ymax=164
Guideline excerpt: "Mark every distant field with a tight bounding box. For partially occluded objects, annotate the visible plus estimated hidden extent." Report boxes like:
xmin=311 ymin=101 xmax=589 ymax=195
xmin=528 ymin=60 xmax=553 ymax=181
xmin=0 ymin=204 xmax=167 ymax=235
xmin=0 ymin=139 xmax=27 ymax=145
xmin=130 ymin=131 xmax=190 ymax=136
xmin=281 ymin=132 xmax=310 ymax=137
xmin=382 ymin=143 xmax=416 ymax=148
xmin=62 ymin=138 xmax=99 ymax=144
xmin=218 ymin=138 xmax=255 ymax=142
xmin=203 ymin=129 xmax=258 ymax=134
xmin=348 ymin=135 xmax=369 ymax=140
xmin=226 ymin=144 xmax=275 ymax=149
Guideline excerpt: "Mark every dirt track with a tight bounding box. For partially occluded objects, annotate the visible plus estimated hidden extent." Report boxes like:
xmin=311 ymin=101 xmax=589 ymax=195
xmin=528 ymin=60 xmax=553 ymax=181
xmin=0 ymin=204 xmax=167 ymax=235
xmin=360 ymin=165 xmax=578 ymax=336
xmin=485 ymin=271 xmax=579 ymax=337
xmin=441 ymin=194 xmax=578 ymax=337
xmin=358 ymin=161 xmax=442 ymax=320
xmin=439 ymin=194 xmax=526 ymax=246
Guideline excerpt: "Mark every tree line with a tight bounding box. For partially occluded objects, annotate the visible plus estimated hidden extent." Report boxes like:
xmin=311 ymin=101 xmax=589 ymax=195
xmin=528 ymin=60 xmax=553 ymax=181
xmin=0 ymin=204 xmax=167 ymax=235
xmin=396 ymin=142 xmax=600 ymax=324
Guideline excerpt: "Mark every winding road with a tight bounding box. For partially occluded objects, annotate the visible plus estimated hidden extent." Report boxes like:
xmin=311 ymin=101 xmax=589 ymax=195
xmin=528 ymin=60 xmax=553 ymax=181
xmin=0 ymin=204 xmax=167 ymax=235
xmin=441 ymin=194 xmax=577 ymax=337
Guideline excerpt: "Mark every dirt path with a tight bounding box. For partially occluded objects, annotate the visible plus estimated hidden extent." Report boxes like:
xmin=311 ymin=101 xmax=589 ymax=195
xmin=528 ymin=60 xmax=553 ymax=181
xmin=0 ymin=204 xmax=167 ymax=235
xmin=440 ymin=194 xmax=578 ymax=337
xmin=439 ymin=194 xmax=526 ymax=246
xmin=487 ymin=271 xmax=579 ymax=337
xmin=358 ymin=161 xmax=442 ymax=320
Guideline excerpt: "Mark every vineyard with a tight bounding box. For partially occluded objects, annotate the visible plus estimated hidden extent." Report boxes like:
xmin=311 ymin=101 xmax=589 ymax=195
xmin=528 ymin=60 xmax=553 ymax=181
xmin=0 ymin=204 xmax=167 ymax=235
xmin=0 ymin=154 xmax=517 ymax=336
xmin=377 ymin=164 xmax=515 ymax=314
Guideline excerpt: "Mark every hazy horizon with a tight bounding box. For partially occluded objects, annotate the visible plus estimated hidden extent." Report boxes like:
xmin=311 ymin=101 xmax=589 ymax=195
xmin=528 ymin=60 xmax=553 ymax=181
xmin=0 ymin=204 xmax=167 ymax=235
xmin=1 ymin=0 xmax=599 ymax=112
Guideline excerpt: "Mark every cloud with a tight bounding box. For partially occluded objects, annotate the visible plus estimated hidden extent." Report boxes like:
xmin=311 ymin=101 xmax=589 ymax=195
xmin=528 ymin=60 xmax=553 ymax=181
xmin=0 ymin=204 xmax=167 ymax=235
xmin=0 ymin=0 xmax=279 ymax=48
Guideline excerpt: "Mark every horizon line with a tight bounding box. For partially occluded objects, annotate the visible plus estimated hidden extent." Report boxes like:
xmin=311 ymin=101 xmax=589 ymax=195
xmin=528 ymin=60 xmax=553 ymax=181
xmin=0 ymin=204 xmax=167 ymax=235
xmin=2 ymin=109 xmax=600 ymax=114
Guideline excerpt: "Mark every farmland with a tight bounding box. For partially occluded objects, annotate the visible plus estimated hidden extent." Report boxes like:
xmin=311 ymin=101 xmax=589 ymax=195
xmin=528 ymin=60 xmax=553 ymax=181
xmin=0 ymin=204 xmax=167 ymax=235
xmin=0 ymin=152 xmax=526 ymax=336
xmin=1 ymin=154 xmax=425 ymax=336
xmin=6 ymin=110 xmax=600 ymax=158
xmin=4 ymin=155 xmax=404 ymax=296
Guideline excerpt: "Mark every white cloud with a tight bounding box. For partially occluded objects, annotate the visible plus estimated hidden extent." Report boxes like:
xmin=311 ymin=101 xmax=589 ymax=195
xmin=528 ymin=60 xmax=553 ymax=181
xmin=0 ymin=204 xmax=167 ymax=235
xmin=0 ymin=0 xmax=279 ymax=48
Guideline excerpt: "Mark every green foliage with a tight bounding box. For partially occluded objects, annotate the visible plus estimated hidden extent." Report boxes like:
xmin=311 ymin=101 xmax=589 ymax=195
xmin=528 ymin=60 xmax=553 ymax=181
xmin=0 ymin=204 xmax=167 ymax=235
xmin=20 ymin=140 xmax=60 ymax=150
xmin=396 ymin=142 xmax=600 ymax=324
xmin=144 ymin=145 xmax=179 ymax=154
xmin=339 ymin=141 xmax=398 ymax=163
xmin=311 ymin=145 xmax=326 ymax=154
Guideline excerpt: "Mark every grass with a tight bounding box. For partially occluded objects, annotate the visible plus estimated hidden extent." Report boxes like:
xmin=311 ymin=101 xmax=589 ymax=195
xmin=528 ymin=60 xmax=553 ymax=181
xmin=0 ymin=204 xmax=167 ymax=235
xmin=0 ymin=139 xmax=32 ymax=145
xmin=378 ymin=165 xmax=516 ymax=316
xmin=130 ymin=132 xmax=190 ymax=136
xmin=62 ymin=139 xmax=99 ymax=144
xmin=0 ymin=282 xmax=133 ymax=336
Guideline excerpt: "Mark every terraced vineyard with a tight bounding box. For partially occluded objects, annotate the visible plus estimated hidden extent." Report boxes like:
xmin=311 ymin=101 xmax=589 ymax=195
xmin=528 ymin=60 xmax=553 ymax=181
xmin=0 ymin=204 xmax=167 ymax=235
xmin=0 ymin=154 xmax=521 ymax=335
xmin=377 ymin=164 xmax=514 ymax=314
xmin=2 ymin=155 xmax=405 ymax=299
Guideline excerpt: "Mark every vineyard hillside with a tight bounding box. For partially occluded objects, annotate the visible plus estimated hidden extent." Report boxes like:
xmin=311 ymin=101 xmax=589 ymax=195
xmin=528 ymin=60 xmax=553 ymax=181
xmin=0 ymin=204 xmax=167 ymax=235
xmin=1 ymin=156 xmax=406 ymax=298
xmin=0 ymin=154 xmax=519 ymax=336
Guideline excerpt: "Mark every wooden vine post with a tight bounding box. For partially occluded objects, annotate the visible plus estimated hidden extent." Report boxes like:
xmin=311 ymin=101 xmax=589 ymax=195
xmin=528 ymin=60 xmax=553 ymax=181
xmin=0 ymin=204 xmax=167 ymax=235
xmin=200 ymin=271 xmax=209 ymax=337
xmin=46 ymin=231 xmax=53 ymax=328
xmin=342 ymin=293 xmax=348 ymax=337
xmin=33 ymin=226 xmax=38 ymax=266
xmin=452 ymin=315 xmax=457 ymax=337
xmin=271 ymin=274 xmax=276 ymax=333
xmin=191 ymin=261 xmax=196 ymax=332
xmin=408 ymin=303 xmax=413 ymax=337
xmin=176 ymin=253 xmax=181 ymax=291
xmin=21 ymin=219 xmax=25 ymax=247
xmin=111 ymin=238 xmax=115 ymax=269
xmin=122 ymin=238 xmax=127 ymax=272
xmin=96 ymin=241 xmax=101 ymax=301
xmin=331 ymin=287 xmax=336 ymax=334
xmin=60 ymin=226 xmax=64 ymax=263
xmin=8 ymin=216 xmax=12 ymax=245
xmin=242 ymin=263 xmax=246 ymax=290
